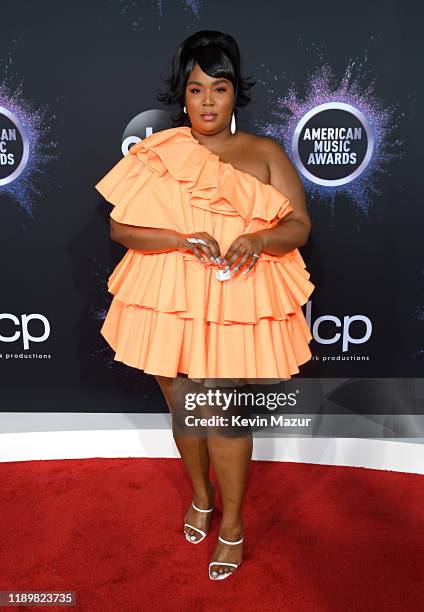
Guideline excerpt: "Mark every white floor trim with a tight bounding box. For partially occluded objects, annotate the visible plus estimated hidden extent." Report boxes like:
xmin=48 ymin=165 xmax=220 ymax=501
xmin=1 ymin=418 xmax=423 ymax=475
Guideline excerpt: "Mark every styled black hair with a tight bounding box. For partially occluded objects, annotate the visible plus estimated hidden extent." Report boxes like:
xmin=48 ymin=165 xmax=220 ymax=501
xmin=157 ymin=30 xmax=256 ymax=127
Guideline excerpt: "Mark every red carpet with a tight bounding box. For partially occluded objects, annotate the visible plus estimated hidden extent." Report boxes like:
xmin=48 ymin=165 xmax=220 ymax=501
xmin=1 ymin=457 xmax=423 ymax=611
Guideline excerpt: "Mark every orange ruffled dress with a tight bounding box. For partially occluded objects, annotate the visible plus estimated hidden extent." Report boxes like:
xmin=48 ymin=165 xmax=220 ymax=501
xmin=95 ymin=126 xmax=315 ymax=382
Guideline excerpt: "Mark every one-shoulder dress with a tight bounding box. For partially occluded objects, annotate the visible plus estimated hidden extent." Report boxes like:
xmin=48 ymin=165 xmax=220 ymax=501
xmin=94 ymin=126 xmax=315 ymax=385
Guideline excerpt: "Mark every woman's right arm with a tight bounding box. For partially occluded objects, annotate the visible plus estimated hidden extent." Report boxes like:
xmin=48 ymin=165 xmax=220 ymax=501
xmin=110 ymin=217 xmax=184 ymax=254
xmin=110 ymin=218 xmax=222 ymax=261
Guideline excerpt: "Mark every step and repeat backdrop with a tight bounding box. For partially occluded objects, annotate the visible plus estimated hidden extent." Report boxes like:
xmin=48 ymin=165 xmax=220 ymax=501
xmin=0 ymin=0 xmax=423 ymax=435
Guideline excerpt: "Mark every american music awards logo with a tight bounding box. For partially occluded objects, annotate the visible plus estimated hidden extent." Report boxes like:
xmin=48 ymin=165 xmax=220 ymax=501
xmin=259 ymin=62 xmax=402 ymax=213
xmin=0 ymin=76 xmax=57 ymax=215
xmin=0 ymin=105 xmax=29 ymax=186
xmin=292 ymin=102 xmax=373 ymax=187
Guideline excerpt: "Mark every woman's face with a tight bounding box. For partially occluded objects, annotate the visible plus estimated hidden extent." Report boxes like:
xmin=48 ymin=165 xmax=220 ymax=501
xmin=184 ymin=62 xmax=235 ymax=133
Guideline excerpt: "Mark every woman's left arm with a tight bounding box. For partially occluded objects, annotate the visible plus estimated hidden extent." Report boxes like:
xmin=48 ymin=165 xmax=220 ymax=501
xmin=222 ymin=139 xmax=312 ymax=275
xmin=255 ymin=139 xmax=312 ymax=256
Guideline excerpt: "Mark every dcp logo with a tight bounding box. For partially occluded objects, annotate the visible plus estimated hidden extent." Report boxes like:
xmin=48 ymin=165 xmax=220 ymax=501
xmin=0 ymin=313 xmax=50 ymax=350
xmin=305 ymin=301 xmax=372 ymax=352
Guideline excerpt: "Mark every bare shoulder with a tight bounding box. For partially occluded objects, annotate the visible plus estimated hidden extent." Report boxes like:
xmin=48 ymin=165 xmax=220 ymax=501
xmin=252 ymin=134 xmax=302 ymax=187
xmin=237 ymin=132 xmax=292 ymax=170
xmin=236 ymin=131 xmax=274 ymax=155
xmin=255 ymin=134 xmax=293 ymax=168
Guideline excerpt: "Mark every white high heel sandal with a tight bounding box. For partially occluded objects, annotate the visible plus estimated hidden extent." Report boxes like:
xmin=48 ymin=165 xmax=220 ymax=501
xmin=184 ymin=500 xmax=214 ymax=544
xmin=209 ymin=535 xmax=244 ymax=580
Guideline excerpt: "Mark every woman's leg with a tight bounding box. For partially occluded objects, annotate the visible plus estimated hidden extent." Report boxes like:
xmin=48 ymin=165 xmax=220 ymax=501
xmin=198 ymin=381 xmax=254 ymax=576
xmin=207 ymin=431 xmax=253 ymax=576
xmin=154 ymin=374 xmax=215 ymax=541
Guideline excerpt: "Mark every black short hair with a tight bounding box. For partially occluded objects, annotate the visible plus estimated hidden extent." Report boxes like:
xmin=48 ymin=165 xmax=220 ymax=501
xmin=157 ymin=30 xmax=256 ymax=127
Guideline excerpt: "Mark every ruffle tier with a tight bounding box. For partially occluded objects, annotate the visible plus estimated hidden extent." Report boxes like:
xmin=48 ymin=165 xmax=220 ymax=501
xmin=100 ymin=297 xmax=313 ymax=380
xmin=95 ymin=126 xmax=315 ymax=380
xmin=104 ymin=249 xmax=314 ymax=325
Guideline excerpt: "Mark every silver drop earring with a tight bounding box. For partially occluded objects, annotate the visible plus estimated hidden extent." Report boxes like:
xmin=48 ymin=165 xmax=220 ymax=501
xmin=183 ymin=105 xmax=187 ymax=113
xmin=230 ymin=111 xmax=236 ymax=134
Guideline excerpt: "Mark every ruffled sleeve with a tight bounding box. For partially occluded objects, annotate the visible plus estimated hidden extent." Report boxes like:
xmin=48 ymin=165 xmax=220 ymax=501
xmin=94 ymin=143 xmax=185 ymax=231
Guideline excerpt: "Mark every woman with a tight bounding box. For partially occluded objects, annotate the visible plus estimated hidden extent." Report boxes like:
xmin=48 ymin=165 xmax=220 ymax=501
xmin=95 ymin=30 xmax=314 ymax=580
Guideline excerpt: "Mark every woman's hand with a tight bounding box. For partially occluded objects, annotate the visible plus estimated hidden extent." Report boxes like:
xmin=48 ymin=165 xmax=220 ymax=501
xmin=223 ymin=232 xmax=264 ymax=277
xmin=178 ymin=231 xmax=222 ymax=264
